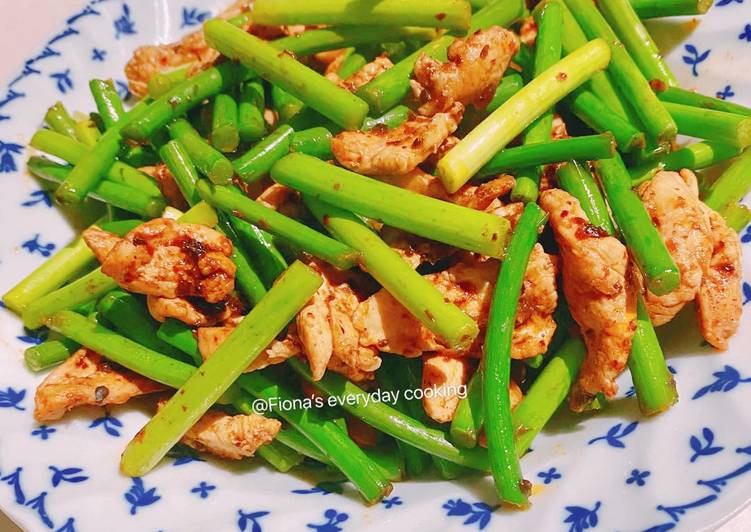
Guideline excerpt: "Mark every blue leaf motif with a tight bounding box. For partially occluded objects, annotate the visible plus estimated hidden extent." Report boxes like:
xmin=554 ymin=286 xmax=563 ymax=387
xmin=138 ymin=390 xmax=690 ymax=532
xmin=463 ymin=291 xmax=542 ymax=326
xmin=588 ymin=421 xmax=639 ymax=448
xmin=32 ymin=425 xmax=56 ymax=440
xmin=17 ymin=327 xmax=47 ymax=345
xmin=0 ymin=141 xmax=23 ymax=172
xmin=657 ymin=494 xmax=718 ymax=522
xmin=716 ymin=0 xmax=744 ymax=6
xmin=237 ymin=510 xmax=269 ymax=532
xmin=22 ymin=234 xmax=56 ymax=257
xmin=626 ymin=469 xmax=651 ymax=487
xmin=442 ymin=498 xmax=496 ymax=530
xmin=114 ymin=3 xmax=137 ymax=39
xmin=716 ymin=85 xmax=735 ymax=100
xmin=381 ymin=496 xmax=402 ymax=509
xmin=1 ymin=467 xmax=26 ymax=504
xmin=89 ymin=415 xmax=123 ymax=437
xmin=682 ymin=44 xmax=711 ymax=76
xmin=50 ymin=69 xmax=73 ymax=94
xmin=692 ymin=365 xmax=751 ymax=399
xmin=292 ymin=481 xmax=345 ymax=495
xmin=742 ymin=282 xmax=751 ymax=305
xmin=689 ymin=427 xmax=724 ymax=463
xmin=742 ymin=225 xmax=751 ymax=243
xmin=563 ymin=501 xmax=601 ymax=532
xmin=55 ymin=517 xmax=76 ymax=532
xmin=115 ymin=80 xmax=131 ymax=102
xmin=91 ymin=48 xmax=107 ymax=62
xmin=643 ymin=524 xmax=676 ymax=532
xmin=537 ymin=467 xmax=562 ymax=484
xmin=25 ymin=491 xmax=53 ymax=528
xmin=124 ymin=477 xmax=161 ymax=515
xmin=740 ymin=24 xmax=751 ymax=42
xmin=49 ymin=466 xmax=88 ymax=488
xmin=21 ymin=189 xmax=52 ymax=208
xmin=181 ymin=7 xmax=212 ymax=28
xmin=66 ymin=5 xmax=101 ymax=24
xmin=0 ymin=387 xmax=26 ymax=410
xmin=306 ymin=508 xmax=349 ymax=532
xmin=190 ymin=481 xmax=216 ymax=499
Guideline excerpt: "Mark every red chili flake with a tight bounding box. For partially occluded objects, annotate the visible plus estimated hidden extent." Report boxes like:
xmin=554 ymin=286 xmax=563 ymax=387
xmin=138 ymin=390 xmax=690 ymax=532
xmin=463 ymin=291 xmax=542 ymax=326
xmin=649 ymin=79 xmax=667 ymax=92
xmin=715 ymin=263 xmax=735 ymax=274
xmin=556 ymin=71 xmax=568 ymax=81
xmin=576 ymin=223 xmax=609 ymax=239
xmin=435 ymin=12 xmax=446 ymax=20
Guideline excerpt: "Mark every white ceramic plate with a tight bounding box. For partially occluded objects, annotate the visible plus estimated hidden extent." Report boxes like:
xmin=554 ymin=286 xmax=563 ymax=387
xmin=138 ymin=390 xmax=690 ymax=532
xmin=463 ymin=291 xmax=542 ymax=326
xmin=1 ymin=1 xmax=750 ymax=531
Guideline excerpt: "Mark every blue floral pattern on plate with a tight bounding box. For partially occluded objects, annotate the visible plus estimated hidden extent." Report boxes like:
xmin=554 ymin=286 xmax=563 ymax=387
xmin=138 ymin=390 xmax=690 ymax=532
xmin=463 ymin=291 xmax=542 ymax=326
xmin=0 ymin=1 xmax=750 ymax=531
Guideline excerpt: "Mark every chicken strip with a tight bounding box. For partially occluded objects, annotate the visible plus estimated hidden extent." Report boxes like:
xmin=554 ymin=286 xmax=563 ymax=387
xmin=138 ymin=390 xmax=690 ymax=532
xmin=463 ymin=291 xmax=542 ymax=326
xmin=197 ymin=324 xmax=302 ymax=371
xmin=84 ymin=219 xmax=236 ymax=303
xmin=124 ymin=1 xmax=249 ymax=97
xmin=331 ymin=101 xmax=463 ymax=176
xmin=540 ymin=189 xmax=636 ymax=410
xmin=354 ymin=248 xmax=557 ymax=359
xmin=140 ymin=163 xmax=188 ymax=210
xmin=635 ymin=170 xmax=712 ymax=325
xmin=296 ymin=263 xmax=381 ymax=380
xmin=340 ymin=54 xmax=393 ymax=92
xmin=451 ymin=175 xmax=516 ymax=211
xmin=34 ymin=348 xmax=164 ymax=422
xmin=696 ymin=204 xmax=742 ymax=350
xmin=256 ymin=183 xmax=295 ymax=211
xmin=147 ymin=295 xmax=232 ymax=327
xmin=174 ymin=405 xmax=280 ymax=460
xmin=412 ymin=27 xmax=519 ymax=116
xmin=379 ymin=168 xmax=451 ymax=199
xmin=422 ymin=355 xmax=469 ymax=423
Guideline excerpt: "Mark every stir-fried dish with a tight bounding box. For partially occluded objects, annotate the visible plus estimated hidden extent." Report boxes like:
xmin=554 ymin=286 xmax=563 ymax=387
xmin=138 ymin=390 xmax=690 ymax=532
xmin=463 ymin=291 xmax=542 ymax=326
xmin=5 ymin=0 xmax=749 ymax=509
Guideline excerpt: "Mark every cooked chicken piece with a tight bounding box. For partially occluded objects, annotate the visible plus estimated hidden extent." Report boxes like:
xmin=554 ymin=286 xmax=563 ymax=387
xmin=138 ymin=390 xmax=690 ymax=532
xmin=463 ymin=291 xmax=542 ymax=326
xmin=340 ymin=54 xmax=393 ymax=92
xmin=412 ymin=27 xmax=519 ymax=115
xmin=635 ymin=170 xmax=712 ymax=325
xmin=519 ymin=17 xmax=538 ymax=47
xmin=551 ymin=115 xmax=569 ymax=140
xmin=451 ymin=175 xmax=515 ymax=211
xmin=512 ymin=245 xmax=560 ymax=359
xmin=147 ymin=296 xmax=232 ymax=327
xmin=326 ymin=354 xmax=376 ymax=383
xmin=316 ymin=48 xmax=349 ymax=68
xmin=696 ymin=203 xmax=742 ymax=350
xmin=422 ymin=355 xmax=469 ymax=423
xmin=380 ymin=168 xmax=450 ymax=199
xmin=296 ymin=264 xmax=381 ymax=380
xmin=197 ymin=323 xmax=302 ymax=371
xmin=380 ymin=226 xmax=455 ymax=270
xmin=124 ymin=1 xmax=249 ymax=97
xmin=140 ymin=163 xmax=188 ymax=210
xmin=322 ymin=49 xmax=350 ymax=83
xmin=424 ymin=135 xmax=460 ymax=168
xmin=540 ymin=189 xmax=636 ymax=410
xmin=34 ymin=348 xmax=164 ymax=422
xmin=331 ymin=102 xmax=464 ymax=176
xmin=256 ymin=183 xmax=295 ymax=211
xmin=490 ymin=201 xmax=525 ymax=229
xmin=82 ymin=225 xmax=119 ymax=263
xmin=177 ymin=406 xmax=281 ymax=460
xmin=355 ymin=249 xmax=557 ymax=359
xmin=84 ymin=219 xmax=236 ymax=303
